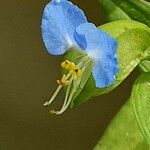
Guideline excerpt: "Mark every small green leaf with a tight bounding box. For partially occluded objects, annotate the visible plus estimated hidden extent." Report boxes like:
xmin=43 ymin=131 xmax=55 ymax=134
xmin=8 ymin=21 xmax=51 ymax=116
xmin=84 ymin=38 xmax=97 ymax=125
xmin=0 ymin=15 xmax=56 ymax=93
xmin=100 ymin=20 xmax=150 ymax=38
xmin=132 ymin=73 xmax=150 ymax=144
xmin=139 ymin=46 xmax=150 ymax=72
xmin=99 ymin=0 xmax=150 ymax=27
xmin=139 ymin=60 xmax=150 ymax=72
xmin=94 ymin=100 xmax=149 ymax=150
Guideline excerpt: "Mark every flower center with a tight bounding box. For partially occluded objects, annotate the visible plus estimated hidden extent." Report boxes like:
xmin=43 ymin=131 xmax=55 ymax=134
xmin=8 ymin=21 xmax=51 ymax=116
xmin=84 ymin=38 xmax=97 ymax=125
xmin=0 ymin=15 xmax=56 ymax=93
xmin=43 ymin=59 xmax=86 ymax=115
xmin=43 ymin=54 xmax=92 ymax=115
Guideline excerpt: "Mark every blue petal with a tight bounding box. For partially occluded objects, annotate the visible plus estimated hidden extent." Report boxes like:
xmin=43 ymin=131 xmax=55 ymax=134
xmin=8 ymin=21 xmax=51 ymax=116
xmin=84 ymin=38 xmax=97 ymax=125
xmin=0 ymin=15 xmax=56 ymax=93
xmin=41 ymin=0 xmax=87 ymax=55
xmin=74 ymin=23 xmax=118 ymax=88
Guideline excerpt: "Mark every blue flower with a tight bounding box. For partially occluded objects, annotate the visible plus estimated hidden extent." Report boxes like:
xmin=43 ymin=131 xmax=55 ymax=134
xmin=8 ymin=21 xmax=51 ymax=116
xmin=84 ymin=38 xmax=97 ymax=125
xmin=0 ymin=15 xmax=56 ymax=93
xmin=41 ymin=0 xmax=87 ymax=55
xmin=41 ymin=0 xmax=118 ymax=88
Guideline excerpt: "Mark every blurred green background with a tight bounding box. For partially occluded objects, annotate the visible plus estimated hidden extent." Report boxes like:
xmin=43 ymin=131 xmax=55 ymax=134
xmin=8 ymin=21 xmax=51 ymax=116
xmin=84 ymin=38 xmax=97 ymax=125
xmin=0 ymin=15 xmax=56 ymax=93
xmin=0 ymin=0 xmax=139 ymax=150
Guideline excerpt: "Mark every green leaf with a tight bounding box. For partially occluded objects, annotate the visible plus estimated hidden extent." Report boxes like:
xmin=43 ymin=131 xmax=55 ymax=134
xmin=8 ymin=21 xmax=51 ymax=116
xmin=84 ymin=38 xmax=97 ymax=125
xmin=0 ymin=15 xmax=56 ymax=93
xmin=139 ymin=60 xmax=150 ymax=72
xmin=69 ymin=21 xmax=150 ymax=107
xmin=94 ymin=73 xmax=150 ymax=149
xmin=132 ymin=73 xmax=150 ymax=144
xmin=94 ymin=100 xmax=149 ymax=150
xmin=139 ymin=46 xmax=150 ymax=72
xmin=100 ymin=20 xmax=150 ymax=38
xmin=99 ymin=0 xmax=150 ymax=27
xmin=98 ymin=0 xmax=131 ymax=21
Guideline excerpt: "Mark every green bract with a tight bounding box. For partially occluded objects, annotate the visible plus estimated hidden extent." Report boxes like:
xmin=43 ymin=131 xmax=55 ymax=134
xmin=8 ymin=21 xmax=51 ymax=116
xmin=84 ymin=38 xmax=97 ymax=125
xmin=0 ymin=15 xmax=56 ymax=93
xmin=63 ymin=20 xmax=150 ymax=107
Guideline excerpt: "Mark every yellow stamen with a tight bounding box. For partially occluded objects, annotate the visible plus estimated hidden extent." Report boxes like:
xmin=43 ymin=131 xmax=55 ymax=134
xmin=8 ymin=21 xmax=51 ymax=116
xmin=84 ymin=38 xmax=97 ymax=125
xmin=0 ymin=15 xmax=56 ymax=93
xmin=70 ymin=65 xmax=82 ymax=80
xmin=61 ymin=60 xmax=71 ymax=70
xmin=61 ymin=60 xmax=77 ymax=70
xmin=43 ymin=58 xmax=87 ymax=114
xmin=61 ymin=60 xmax=82 ymax=80
xmin=57 ymin=74 xmax=70 ymax=86
xmin=70 ymin=62 xmax=76 ymax=69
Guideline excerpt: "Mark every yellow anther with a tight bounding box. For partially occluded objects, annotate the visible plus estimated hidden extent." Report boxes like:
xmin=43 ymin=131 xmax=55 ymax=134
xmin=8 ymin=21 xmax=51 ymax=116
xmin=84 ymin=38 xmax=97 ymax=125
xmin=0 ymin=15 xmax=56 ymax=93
xmin=61 ymin=60 xmax=71 ymax=70
xmin=61 ymin=60 xmax=69 ymax=68
xmin=70 ymin=62 xmax=76 ymax=69
xmin=61 ymin=60 xmax=81 ymax=80
xmin=70 ymin=65 xmax=82 ymax=80
xmin=74 ymin=69 xmax=82 ymax=80
xmin=57 ymin=75 xmax=70 ymax=86
xmin=61 ymin=60 xmax=76 ymax=70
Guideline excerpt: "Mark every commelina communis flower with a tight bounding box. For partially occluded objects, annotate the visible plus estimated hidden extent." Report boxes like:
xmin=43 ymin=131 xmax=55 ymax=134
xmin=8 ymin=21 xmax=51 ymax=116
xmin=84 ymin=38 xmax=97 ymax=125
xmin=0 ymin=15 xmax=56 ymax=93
xmin=41 ymin=0 xmax=118 ymax=115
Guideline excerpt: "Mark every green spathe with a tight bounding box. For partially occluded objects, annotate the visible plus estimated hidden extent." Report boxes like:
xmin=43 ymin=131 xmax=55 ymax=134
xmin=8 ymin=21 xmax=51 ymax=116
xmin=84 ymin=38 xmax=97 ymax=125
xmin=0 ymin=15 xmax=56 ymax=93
xmin=63 ymin=20 xmax=150 ymax=107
